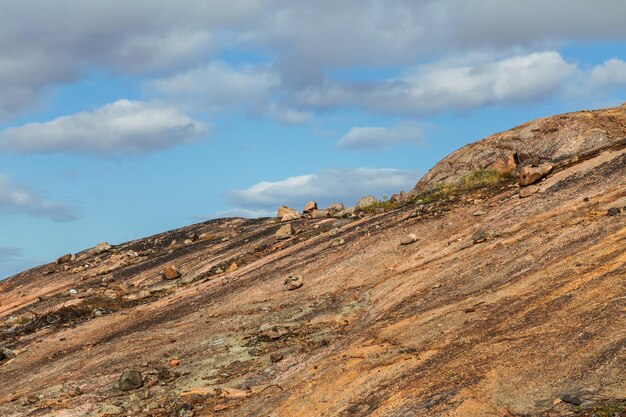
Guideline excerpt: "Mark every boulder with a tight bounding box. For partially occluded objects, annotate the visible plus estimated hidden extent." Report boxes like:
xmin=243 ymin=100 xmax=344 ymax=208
xmin=277 ymin=205 xmax=296 ymax=218
xmin=281 ymin=211 xmax=301 ymax=222
xmin=276 ymin=224 xmax=295 ymax=240
xmin=94 ymin=242 xmax=112 ymax=254
xmin=56 ymin=254 xmax=73 ymax=265
xmin=326 ymin=203 xmax=345 ymax=213
xmin=400 ymin=234 xmax=418 ymax=245
xmin=519 ymin=163 xmax=553 ymax=186
xmin=311 ymin=209 xmax=330 ymax=219
xmin=284 ymin=275 xmax=303 ymax=290
xmin=519 ymin=185 xmax=539 ymax=198
xmin=118 ymin=370 xmax=143 ymax=391
xmin=303 ymin=201 xmax=318 ymax=213
xmin=333 ymin=207 xmax=355 ymax=218
xmin=490 ymin=153 xmax=517 ymax=174
xmin=162 ymin=265 xmax=181 ymax=280
xmin=356 ymin=196 xmax=377 ymax=210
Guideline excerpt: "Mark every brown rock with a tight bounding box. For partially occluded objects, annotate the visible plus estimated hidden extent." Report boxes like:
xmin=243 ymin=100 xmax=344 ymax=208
xmin=400 ymin=234 xmax=418 ymax=245
xmin=227 ymin=263 xmax=238 ymax=273
xmin=270 ymin=353 xmax=284 ymax=363
xmin=56 ymin=254 xmax=72 ymax=264
xmin=275 ymin=224 xmax=295 ymax=240
xmin=311 ymin=209 xmax=330 ymax=219
xmin=303 ymin=201 xmax=318 ymax=213
xmin=519 ymin=163 xmax=553 ymax=186
xmin=284 ymin=275 xmax=303 ymax=290
xmin=490 ymin=153 xmax=517 ymax=174
xmin=277 ymin=205 xmax=298 ymax=219
xmin=519 ymin=185 xmax=539 ymax=198
xmin=162 ymin=265 xmax=181 ymax=280
xmin=326 ymin=203 xmax=345 ymax=213
xmin=281 ymin=210 xmax=301 ymax=222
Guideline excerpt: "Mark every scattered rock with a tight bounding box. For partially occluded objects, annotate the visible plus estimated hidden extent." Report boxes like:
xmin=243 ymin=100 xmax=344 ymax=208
xmin=270 ymin=353 xmax=284 ymax=363
xmin=68 ymin=386 xmax=83 ymax=397
xmin=1 ymin=347 xmax=16 ymax=361
xmin=329 ymin=227 xmax=341 ymax=236
xmin=559 ymin=394 xmax=583 ymax=406
xmin=118 ymin=370 xmax=143 ymax=391
xmin=311 ymin=209 xmax=330 ymax=219
xmin=259 ymin=325 xmax=290 ymax=341
xmin=303 ymin=201 xmax=318 ymax=213
xmin=170 ymin=358 xmax=181 ymax=367
xmin=276 ymin=224 xmax=295 ymax=240
xmin=98 ymin=404 xmax=125 ymax=416
xmin=284 ymin=275 xmax=303 ymax=291
xmin=607 ymin=207 xmax=621 ymax=216
xmin=326 ymin=203 xmax=345 ymax=213
xmin=331 ymin=239 xmax=345 ymax=246
xmin=519 ymin=163 xmax=553 ymax=186
xmin=473 ymin=210 xmax=485 ymax=216
xmin=162 ymin=265 xmax=181 ymax=280
xmin=227 ymin=263 xmax=238 ymax=273
xmin=519 ymin=185 xmax=539 ymax=198
xmin=184 ymin=239 xmax=193 ymax=245
xmin=56 ymin=254 xmax=73 ymax=264
xmin=334 ymin=207 xmax=356 ymax=218
xmin=472 ymin=230 xmax=489 ymax=244
xmin=400 ymin=234 xmax=418 ymax=246
xmin=94 ymin=242 xmax=112 ymax=254
xmin=278 ymin=206 xmax=300 ymax=222
xmin=356 ymin=195 xmax=377 ymax=210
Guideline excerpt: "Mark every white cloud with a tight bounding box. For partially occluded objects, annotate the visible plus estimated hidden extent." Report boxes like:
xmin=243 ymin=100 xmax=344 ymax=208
xmin=0 ymin=174 xmax=78 ymax=222
xmin=295 ymin=51 xmax=578 ymax=114
xmin=590 ymin=59 xmax=626 ymax=89
xmin=0 ymin=100 xmax=206 ymax=156
xmin=227 ymin=168 xmax=418 ymax=212
xmin=337 ymin=122 xmax=424 ymax=150
xmin=147 ymin=62 xmax=281 ymax=111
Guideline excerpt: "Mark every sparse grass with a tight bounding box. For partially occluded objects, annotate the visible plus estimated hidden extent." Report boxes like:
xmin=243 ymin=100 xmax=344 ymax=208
xmin=360 ymin=197 xmax=399 ymax=214
xmin=458 ymin=169 xmax=512 ymax=190
xmin=575 ymin=399 xmax=626 ymax=417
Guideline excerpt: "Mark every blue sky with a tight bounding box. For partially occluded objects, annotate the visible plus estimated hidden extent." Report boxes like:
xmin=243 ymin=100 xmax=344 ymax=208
xmin=0 ymin=1 xmax=625 ymax=278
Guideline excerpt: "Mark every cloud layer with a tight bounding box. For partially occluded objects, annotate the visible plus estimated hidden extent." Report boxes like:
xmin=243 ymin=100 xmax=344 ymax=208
xmin=227 ymin=167 xmax=418 ymax=214
xmin=0 ymin=174 xmax=78 ymax=221
xmin=337 ymin=122 xmax=424 ymax=150
xmin=0 ymin=100 xmax=206 ymax=156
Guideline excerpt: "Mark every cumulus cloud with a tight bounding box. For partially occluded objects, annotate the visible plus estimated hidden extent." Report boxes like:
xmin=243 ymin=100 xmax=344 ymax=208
xmin=0 ymin=100 xmax=206 ymax=156
xmin=296 ymin=51 xmax=578 ymax=114
xmin=590 ymin=59 xmax=626 ymax=89
xmin=337 ymin=122 xmax=424 ymax=150
xmin=227 ymin=168 xmax=418 ymax=213
xmin=2 ymin=1 xmax=626 ymax=117
xmin=0 ymin=174 xmax=78 ymax=222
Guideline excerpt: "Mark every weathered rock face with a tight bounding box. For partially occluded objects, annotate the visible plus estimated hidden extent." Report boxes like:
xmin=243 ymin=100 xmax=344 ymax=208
xmin=2 ymin=106 xmax=626 ymax=417
xmin=275 ymin=223 xmax=295 ymax=240
xmin=413 ymin=103 xmax=626 ymax=191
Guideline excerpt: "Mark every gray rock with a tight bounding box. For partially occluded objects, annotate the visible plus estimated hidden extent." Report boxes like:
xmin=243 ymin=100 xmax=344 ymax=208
xmin=94 ymin=242 xmax=112 ymax=254
xmin=356 ymin=196 xmax=377 ymax=210
xmin=607 ymin=207 xmax=621 ymax=216
xmin=118 ymin=370 xmax=143 ymax=391
xmin=0 ymin=347 xmax=16 ymax=361
xmin=326 ymin=203 xmax=345 ymax=213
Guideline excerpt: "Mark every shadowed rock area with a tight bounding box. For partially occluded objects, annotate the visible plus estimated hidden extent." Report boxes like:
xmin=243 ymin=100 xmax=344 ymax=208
xmin=1 ymin=105 xmax=626 ymax=417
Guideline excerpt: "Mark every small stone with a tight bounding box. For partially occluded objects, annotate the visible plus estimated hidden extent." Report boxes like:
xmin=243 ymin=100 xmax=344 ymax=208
xmin=69 ymin=288 xmax=78 ymax=295
xmin=269 ymin=353 xmax=284 ymax=363
xmin=184 ymin=239 xmax=193 ymax=245
xmin=559 ymin=394 xmax=583 ymax=406
xmin=284 ymin=275 xmax=303 ymax=291
xmin=471 ymin=230 xmax=489 ymax=244
xmin=162 ymin=265 xmax=181 ymax=280
xmin=56 ymin=254 xmax=73 ymax=264
xmin=227 ymin=263 xmax=238 ymax=273
xmin=331 ymin=239 xmax=345 ymax=246
xmin=519 ymin=185 xmax=539 ymax=198
xmin=607 ymin=207 xmax=621 ymax=216
xmin=118 ymin=370 xmax=143 ymax=391
xmin=27 ymin=395 xmax=39 ymax=404
xmin=400 ymin=234 xmax=418 ymax=246
xmin=473 ymin=210 xmax=485 ymax=216
xmin=356 ymin=195 xmax=377 ymax=210
xmin=170 ymin=358 xmax=181 ymax=367
xmin=329 ymin=227 xmax=341 ymax=236
xmin=99 ymin=404 xmax=125 ymax=415
xmin=68 ymin=386 xmax=83 ymax=397
xmin=583 ymin=197 xmax=589 ymax=202
xmin=0 ymin=347 xmax=16 ymax=361
xmin=303 ymin=201 xmax=318 ymax=213
xmin=275 ymin=224 xmax=295 ymax=240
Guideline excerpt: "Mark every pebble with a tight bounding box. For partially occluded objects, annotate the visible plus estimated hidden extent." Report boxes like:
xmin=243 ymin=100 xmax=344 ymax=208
xmin=400 ymin=234 xmax=418 ymax=245
xmin=284 ymin=276 xmax=303 ymax=291
xmin=118 ymin=370 xmax=143 ymax=391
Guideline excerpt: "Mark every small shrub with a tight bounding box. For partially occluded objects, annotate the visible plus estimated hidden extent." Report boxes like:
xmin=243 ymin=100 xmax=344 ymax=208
xmin=360 ymin=197 xmax=398 ymax=214
xmin=458 ymin=169 xmax=510 ymax=190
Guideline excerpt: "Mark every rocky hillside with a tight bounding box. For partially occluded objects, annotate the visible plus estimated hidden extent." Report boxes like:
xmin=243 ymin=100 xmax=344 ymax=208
xmin=1 ymin=105 xmax=626 ymax=417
